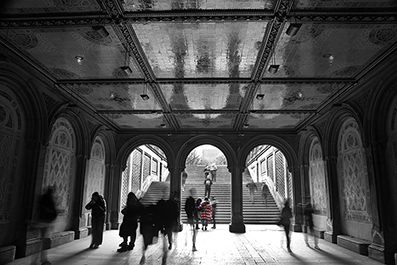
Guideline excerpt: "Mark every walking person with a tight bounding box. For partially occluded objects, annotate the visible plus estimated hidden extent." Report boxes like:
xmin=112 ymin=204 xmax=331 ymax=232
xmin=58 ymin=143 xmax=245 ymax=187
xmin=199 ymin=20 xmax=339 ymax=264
xmin=209 ymin=163 xmax=218 ymax=182
xmin=261 ymin=182 xmax=269 ymax=206
xmin=85 ymin=191 xmax=106 ymax=249
xmin=204 ymin=174 xmax=213 ymax=198
xmin=278 ymin=198 xmax=293 ymax=252
xmin=117 ymin=192 xmax=144 ymax=252
xmin=210 ymin=196 xmax=217 ymax=229
xmin=198 ymin=197 xmax=212 ymax=230
xmin=195 ymin=198 xmax=202 ymax=230
xmin=184 ymin=188 xmax=198 ymax=251
xmin=140 ymin=204 xmax=161 ymax=264
xmin=304 ymin=202 xmax=319 ymax=249
xmin=246 ymin=180 xmax=257 ymax=203
xmin=31 ymin=186 xmax=58 ymax=265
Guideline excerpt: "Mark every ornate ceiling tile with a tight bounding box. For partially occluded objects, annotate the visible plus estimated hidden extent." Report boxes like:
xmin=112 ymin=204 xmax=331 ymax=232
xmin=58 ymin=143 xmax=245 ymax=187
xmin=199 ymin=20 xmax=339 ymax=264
xmin=1 ymin=0 xmax=101 ymax=14
xmin=102 ymin=113 xmax=167 ymax=129
xmin=294 ymin=0 xmax=397 ymax=9
xmin=160 ymin=83 xmax=246 ymax=110
xmin=123 ymin=0 xmax=275 ymax=11
xmin=175 ymin=112 xmax=236 ymax=129
xmin=263 ymin=23 xmax=397 ymax=79
xmin=131 ymin=21 xmax=267 ymax=79
xmin=245 ymin=112 xmax=312 ymax=129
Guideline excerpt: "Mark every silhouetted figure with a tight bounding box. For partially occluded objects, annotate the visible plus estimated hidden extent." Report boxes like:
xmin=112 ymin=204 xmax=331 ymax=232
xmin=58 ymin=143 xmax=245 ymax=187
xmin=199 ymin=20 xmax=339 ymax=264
xmin=198 ymin=197 xmax=212 ymax=230
xmin=140 ymin=204 xmax=161 ymax=264
xmin=304 ymin=202 xmax=319 ymax=249
xmin=278 ymin=198 xmax=293 ymax=252
xmin=210 ymin=196 xmax=217 ymax=229
xmin=246 ymin=180 xmax=257 ymax=203
xmin=85 ymin=191 xmax=106 ymax=249
xmin=261 ymin=182 xmax=269 ymax=206
xmin=204 ymin=175 xmax=213 ymax=198
xmin=184 ymin=188 xmax=197 ymax=251
xmin=32 ymin=186 xmax=58 ymax=265
xmin=117 ymin=192 xmax=144 ymax=252
xmin=195 ymin=198 xmax=202 ymax=229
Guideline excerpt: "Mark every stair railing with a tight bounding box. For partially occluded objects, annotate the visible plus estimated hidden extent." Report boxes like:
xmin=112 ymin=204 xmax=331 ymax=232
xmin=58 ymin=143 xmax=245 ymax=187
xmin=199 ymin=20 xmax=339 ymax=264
xmin=263 ymin=177 xmax=284 ymax=211
xmin=137 ymin=174 xmax=155 ymax=199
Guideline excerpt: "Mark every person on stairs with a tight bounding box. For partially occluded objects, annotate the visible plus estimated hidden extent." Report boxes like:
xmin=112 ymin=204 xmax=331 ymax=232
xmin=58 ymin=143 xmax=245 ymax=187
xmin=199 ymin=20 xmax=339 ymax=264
xmin=246 ymin=180 xmax=257 ymax=204
xmin=204 ymin=173 xmax=213 ymax=198
xmin=261 ymin=182 xmax=269 ymax=206
xmin=117 ymin=192 xmax=144 ymax=252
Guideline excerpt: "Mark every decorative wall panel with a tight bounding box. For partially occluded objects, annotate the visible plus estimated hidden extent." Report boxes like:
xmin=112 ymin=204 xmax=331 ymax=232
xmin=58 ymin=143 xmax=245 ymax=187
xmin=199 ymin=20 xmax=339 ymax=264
xmin=275 ymin=150 xmax=285 ymax=196
xmin=337 ymin=118 xmax=372 ymax=223
xmin=43 ymin=118 xmax=75 ymax=216
xmin=85 ymin=137 xmax=105 ymax=206
xmin=309 ymin=137 xmax=328 ymax=215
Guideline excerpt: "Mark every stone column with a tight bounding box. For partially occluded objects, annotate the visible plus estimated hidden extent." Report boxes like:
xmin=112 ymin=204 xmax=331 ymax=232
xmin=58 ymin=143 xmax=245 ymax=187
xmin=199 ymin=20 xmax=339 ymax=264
xmin=74 ymin=154 xmax=88 ymax=238
xmin=229 ymin=165 xmax=246 ymax=233
xmin=107 ymin=163 xmax=121 ymax=230
xmin=169 ymin=166 xmax=183 ymax=232
xmin=324 ymin=155 xmax=340 ymax=243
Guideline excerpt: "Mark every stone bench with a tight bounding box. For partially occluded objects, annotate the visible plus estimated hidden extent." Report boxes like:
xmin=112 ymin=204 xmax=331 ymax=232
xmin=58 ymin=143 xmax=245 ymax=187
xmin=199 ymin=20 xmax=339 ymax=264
xmin=43 ymin=231 xmax=75 ymax=250
xmin=337 ymin=235 xmax=370 ymax=256
xmin=0 ymin=245 xmax=16 ymax=264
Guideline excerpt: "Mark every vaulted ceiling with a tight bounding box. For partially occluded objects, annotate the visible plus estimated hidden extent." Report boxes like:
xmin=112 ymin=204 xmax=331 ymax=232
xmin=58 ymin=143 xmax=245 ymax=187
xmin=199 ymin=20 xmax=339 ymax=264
xmin=1 ymin=0 xmax=396 ymax=133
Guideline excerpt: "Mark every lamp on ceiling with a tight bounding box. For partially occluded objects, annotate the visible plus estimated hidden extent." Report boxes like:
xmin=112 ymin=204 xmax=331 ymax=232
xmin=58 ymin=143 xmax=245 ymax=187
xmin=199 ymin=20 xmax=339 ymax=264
xmin=268 ymin=46 xmax=279 ymax=74
xmin=92 ymin=25 xmax=109 ymax=38
xmin=140 ymin=82 xmax=150 ymax=100
xmin=256 ymin=94 xmax=265 ymax=100
xmin=286 ymin=23 xmax=302 ymax=36
xmin=120 ymin=47 xmax=133 ymax=74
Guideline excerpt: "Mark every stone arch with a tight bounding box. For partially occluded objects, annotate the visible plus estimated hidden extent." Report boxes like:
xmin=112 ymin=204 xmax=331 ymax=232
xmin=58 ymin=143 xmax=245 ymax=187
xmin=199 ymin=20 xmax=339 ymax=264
xmin=176 ymin=135 xmax=237 ymax=171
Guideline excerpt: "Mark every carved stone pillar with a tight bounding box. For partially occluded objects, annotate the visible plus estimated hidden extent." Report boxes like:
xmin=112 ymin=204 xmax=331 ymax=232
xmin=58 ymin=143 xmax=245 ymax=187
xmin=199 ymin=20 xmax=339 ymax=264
xmin=74 ymin=154 xmax=88 ymax=238
xmin=107 ymin=163 xmax=121 ymax=230
xmin=229 ymin=165 xmax=245 ymax=233
xmin=324 ymin=155 xmax=340 ymax=243
xmin=170 ymin=166 xmax=183 ymax=232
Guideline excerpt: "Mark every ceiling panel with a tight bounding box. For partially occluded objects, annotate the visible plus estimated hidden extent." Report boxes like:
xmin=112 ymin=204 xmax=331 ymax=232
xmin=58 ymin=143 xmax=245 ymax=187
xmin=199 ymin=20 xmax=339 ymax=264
xmin=294 ymin=0 xmax=397 ymax=9
xmin=1 ymin=0 xmax=101 ymax=13
xmin=245 ymin=113 xmax=312 ymax=129
xmin=252 ymin=83 xmax=345 ymax=110
xmin=71 ymin=83 xmax=161 ymax=111
xmin=263 ymin=23 xmax=397 ymax=79
xmin=0 ymin=26 xmax=144 ymax=80
xmin=161 ymin=83 xmax=247 ymax=110
xmin=123 ymin=0 xmax=274 ymax=11
xmin=102 ymin=113 xmax=167 ymax=129
xmin=132 ymin=21 xmax=267 ymax=78
xmin=175 ymin=113 xmax=236 ymax=129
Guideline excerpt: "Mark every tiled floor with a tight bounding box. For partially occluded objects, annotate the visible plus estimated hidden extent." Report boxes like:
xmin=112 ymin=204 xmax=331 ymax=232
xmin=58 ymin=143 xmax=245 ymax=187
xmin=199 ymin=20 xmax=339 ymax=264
xmin=8 ymin=225 xmax=383 ymax=265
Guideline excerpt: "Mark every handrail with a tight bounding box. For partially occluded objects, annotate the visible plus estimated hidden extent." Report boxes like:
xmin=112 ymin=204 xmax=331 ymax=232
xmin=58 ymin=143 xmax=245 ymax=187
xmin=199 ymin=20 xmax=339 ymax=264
xmin=136 ymin=174 xmax=154 ymax=199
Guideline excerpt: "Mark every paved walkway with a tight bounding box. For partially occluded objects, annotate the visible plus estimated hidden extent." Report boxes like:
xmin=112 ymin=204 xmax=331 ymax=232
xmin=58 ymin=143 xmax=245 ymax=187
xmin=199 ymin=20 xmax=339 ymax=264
xmin=8 ymin=225 xmax=382 ymax=265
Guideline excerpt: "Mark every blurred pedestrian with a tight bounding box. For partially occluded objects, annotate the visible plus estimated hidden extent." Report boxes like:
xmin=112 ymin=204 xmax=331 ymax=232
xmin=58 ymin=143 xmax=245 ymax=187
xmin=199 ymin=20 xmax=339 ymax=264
xmin=140 ymin=204 xmax=161 ymax=264
xmin=210 ymin=196 xmax=217 ymax=229
xmin=278 ymin=198 xmax=293 ymax=252
xmin=304 ymin=202 xmax=319 ymax=249
xmin=184 ymin=188 xmax=197 ymax=251
xmin=209 ymin=163 xmax=218 ymax=182
xmin=182 ymin=170 xmax=188 ymax=192
xmin=204 ymin=174 xmax=213 ymax=198
xmin=261 ymin=182 xmax=269 ymax=206
xmin=198 ymin=197 xmax=212 ymax=230
xmin=246 ymin=180 xmax=257 ymax=203
xmin=195 ymin=198 xmax=202 ymax=229
xmin=85 ymin=191 xmax=106 ymax=249
xmin=31 ymin=186 xmax=58 ymax=265
xmin=117 ymin=192 xmax=144 ymax=252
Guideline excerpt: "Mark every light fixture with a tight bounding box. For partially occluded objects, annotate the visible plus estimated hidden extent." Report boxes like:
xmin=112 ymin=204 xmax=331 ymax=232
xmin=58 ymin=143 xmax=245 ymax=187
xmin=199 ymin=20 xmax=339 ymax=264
xmin=120 ymin=47 xmax=133 ymax=75
xmin=140 ymin=82 xmax=150 ymax=100
xmin=92 ymin=25 xmax=109 ymax=38
xmin=243 ymin=123 xmax=249 ymax=128
xmin=75 ymin=55 xmax=84 ymax=65
xmin=160 ymin=123 xmax=166 ymax=127
xmin=268 ymin=45 xmax=279 ymax=74
xmin=286 ymin=23 xmax=302 ymax=36
xmin=256 ymin=94 xmax=265 ymax=100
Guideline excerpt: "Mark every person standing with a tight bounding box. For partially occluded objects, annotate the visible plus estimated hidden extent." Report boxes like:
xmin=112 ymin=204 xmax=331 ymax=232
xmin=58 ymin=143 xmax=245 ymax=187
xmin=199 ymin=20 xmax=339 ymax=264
xmin=198 ymin=197 xmax=212 ymax=230
xmin=261 ymin=182 xmax=269 ymax=206
xmin=117 ymin=192 xmax=144 ymax=252
xmin=209 ymin=163 xmax=218 ymax=182
xmin=279 ymin=198 xmax=293 ymax=252
xmin=204 ymin=174 xmax=213 ymax=198
xmin=85 ymin=191 xmax=106 ymax=249
xmin=210 ymin=196 xmax=217 ymax=229
xmin=246 ymin=180 xmax=257 ymax=203
xmin=184 ymin=188 xmax=197 ymax=251
xmin=194 ymin=198 xmax=202 ymax=230
xmin=304 ymin=202 xmax=319 ymax=249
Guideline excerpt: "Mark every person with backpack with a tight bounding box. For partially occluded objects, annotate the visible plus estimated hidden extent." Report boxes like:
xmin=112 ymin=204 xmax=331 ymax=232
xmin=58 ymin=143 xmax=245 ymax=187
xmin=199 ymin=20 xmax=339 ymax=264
xmin=204 ymin=174 xmax=213 ymax=198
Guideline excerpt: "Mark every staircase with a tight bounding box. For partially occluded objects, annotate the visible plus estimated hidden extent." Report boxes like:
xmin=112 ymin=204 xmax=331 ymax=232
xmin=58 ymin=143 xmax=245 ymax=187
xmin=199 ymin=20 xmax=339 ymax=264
xmin=140 ymin=164 xmax=280 ymax=224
